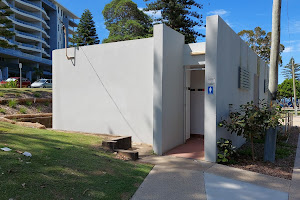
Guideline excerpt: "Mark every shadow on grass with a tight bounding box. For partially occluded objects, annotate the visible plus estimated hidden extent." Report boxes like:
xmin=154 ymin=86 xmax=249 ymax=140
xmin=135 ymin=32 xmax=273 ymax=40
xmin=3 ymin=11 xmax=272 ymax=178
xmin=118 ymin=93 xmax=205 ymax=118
xmin=0 ymin=122 xmax=152 ymax=200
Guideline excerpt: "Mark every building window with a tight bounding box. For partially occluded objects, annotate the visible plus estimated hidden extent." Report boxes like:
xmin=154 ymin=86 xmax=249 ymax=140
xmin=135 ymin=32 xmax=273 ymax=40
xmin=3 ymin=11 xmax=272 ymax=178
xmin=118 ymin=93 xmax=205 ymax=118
xmin=58 ymin=42 xmax=59 ymax=47
xmin=58 ymin=24 xmax=59 ymax=31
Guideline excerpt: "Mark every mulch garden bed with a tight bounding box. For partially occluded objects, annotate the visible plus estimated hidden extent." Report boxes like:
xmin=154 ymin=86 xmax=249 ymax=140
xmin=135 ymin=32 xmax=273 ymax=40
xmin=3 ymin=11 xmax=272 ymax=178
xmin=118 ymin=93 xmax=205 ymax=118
xmin=228 ymin=127 xmax=299 ymax=180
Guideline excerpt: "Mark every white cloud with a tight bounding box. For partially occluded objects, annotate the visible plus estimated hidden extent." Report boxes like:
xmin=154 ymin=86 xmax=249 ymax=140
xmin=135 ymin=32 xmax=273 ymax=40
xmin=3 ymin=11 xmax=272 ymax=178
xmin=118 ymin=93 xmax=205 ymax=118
xmin=283 ymin=46 xmax=294 ymax=53
xmin=139 ymin=7 xmax=162 ymax=19
xmin=290 ymin=20 xmax=300 ymax=34
xmin=207 ymin=9 xmax=229 ymax=16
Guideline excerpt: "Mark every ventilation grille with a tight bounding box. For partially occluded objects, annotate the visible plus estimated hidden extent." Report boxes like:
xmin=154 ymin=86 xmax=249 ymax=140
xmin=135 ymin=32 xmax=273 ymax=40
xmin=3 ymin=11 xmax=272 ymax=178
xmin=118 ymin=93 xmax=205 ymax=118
xmin=238 ymin=67 xmax=250 ymax=90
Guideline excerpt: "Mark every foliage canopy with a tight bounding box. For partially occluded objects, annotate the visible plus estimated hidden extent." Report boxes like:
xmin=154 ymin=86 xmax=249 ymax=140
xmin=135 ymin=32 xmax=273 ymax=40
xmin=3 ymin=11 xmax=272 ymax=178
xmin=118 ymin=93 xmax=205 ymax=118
xmin=70 ymin=9 xmax=100 ymax=46
xmin=0 ymin=1 xmax=16 ymax=48
xmin=238 ymin=27 xmax=285 ymax=65
xmin=144 ymin=0 xmax=205 ymax=43
xmin=103 ymin=0 xmax=153 ymax=43
xmin=281 ymin=57 xmax=300 ymax=80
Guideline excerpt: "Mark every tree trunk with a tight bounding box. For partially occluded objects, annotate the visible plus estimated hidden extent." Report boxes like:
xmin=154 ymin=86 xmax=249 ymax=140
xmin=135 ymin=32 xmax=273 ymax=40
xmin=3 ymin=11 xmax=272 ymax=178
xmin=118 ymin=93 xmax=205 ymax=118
xmin=251 ymin=133 xmax=255 ymax=161
xmin=269 ymin=0 xmax=282 ymax=100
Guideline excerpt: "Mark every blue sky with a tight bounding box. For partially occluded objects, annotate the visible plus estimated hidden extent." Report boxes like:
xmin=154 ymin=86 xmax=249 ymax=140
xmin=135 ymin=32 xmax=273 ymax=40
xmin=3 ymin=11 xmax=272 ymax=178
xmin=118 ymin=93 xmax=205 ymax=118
xmin=59 ymin=0 xmax=299 ymax=84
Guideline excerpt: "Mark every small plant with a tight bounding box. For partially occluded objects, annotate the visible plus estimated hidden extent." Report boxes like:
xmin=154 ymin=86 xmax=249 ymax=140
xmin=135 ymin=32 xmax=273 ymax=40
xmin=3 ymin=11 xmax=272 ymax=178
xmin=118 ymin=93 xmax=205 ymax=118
xmin=0 ymin=92 xmax=4 ymax=97
xmin=19 ymin=107 xmax=27 ymax=114
xmin=34 ymin=92 xmax=41 ymax=98
xmin=16 ymin=93 xmax=21 ymax=97
xmin=238 ymin=148 xmax=252 ymax=156
xmin=37 ymin=106 xmax=42 ymax=113
xmin=25 ymin=100 xmax=33 ymax=106
xmin=8 ymin=99 xmax=17 ymax=108
xmin=217 ymin=138 xmax=236 ymax=164
xmin=0 ymin=108 xmax=6 ymax=114
xmin=276 ymin=147 xmax=293 ymax=159
xmin=44 ymin=101 xmax=49 ymax=106
xmin=1 ymin=80 xmax=17 ymax=88
xmin=219 ymin=100 xmax=282 ymax=161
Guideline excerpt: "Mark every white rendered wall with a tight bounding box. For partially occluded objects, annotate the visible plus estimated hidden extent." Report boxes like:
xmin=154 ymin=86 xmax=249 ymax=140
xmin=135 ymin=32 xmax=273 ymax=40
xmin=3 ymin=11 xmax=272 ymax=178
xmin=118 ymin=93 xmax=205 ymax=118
xmin=184 ymin=43 xmax=206 ymax=66
xmin=190 ymin=70 xmax=205 ymax=134
xmin=53 ymin=38 xmax=154 ymax=145
xmin=153 ymin=24 xmax=185 ymax=155
xmin=205 ymin=15 xmax=269 ymax=162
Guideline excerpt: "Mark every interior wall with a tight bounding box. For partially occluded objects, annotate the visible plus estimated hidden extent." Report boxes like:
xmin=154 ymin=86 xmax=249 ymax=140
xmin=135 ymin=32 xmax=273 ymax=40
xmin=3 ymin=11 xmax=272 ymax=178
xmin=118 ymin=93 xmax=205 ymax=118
xmin=53 ymin=38 xmax=154 ymax=145
xmin=190 ymin=70 xmax=205 ymax=134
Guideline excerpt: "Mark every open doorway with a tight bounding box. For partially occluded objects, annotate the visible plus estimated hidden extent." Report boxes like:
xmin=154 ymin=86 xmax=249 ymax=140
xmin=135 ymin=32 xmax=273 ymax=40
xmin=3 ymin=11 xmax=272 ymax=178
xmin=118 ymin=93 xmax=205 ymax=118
xmin=166 ymin=65 xmax=205 ymax=160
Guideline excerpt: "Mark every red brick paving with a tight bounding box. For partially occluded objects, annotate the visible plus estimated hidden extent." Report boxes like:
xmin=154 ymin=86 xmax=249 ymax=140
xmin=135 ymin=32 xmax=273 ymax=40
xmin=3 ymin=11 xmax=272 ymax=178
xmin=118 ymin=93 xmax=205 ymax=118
xmin=166 ymin=134 xmax=204 ymax=160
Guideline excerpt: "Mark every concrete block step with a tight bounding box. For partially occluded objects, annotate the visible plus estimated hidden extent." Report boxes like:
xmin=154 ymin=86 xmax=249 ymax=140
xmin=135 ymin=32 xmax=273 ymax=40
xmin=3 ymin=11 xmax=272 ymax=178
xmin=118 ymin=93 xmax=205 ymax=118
xmin=115 ymin=149 xmax=139 ymax=161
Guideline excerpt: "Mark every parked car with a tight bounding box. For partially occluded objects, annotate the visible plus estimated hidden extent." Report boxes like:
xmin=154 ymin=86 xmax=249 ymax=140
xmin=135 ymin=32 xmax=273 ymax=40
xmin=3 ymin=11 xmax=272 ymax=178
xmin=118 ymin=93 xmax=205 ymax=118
xmin=30 ymin=79 xmax=52 ymax=88
xmin=0 ymin=77 xmax=31 ymax=88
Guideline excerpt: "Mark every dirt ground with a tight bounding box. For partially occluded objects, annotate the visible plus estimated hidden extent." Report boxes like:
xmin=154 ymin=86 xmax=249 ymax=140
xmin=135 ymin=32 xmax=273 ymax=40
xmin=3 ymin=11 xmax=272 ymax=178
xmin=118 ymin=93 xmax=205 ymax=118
xmin=229 ymin=127 xmax=299 ymax=180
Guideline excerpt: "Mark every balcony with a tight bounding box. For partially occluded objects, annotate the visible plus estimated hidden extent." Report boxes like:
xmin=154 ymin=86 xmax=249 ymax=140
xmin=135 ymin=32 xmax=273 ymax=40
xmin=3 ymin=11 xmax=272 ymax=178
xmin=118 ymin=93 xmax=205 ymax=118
xmin=15 ymin=30 xmax=39 ymax=39
xmin=15 ymin=41 xmax=41 ymax=51
xmin=42 ymin=0 xmax=56 ymax=10
xmin=20 ymin=0 xmax=41 ymax=8
xmin=13 ymin=17 xmax=40 ymax=29
xmin=13 ymin=6 xmax=40 ymax=18
xmin=0 ymin=47 xmax=52 ymax=65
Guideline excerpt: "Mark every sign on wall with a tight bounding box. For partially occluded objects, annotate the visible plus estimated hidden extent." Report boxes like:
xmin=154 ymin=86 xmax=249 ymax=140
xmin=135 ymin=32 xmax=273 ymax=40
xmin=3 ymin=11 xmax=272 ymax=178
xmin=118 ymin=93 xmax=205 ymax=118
xmin=208 ymin=86 xmax=213 ymax=95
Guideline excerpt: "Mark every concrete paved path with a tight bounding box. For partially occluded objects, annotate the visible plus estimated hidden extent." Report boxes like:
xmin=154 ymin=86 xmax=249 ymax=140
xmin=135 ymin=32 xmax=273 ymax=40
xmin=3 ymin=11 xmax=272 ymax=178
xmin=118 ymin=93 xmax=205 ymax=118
xmin=133 ymin=156 xmax=291 ymax=200
xmin=205 ymin=173 xmax=288 ymax=200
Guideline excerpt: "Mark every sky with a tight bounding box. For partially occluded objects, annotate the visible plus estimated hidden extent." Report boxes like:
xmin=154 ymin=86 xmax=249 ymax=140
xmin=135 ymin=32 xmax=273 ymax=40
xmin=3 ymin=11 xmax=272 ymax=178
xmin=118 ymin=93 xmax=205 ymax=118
xmin=58 ymin=0 xmax=300 ymax=84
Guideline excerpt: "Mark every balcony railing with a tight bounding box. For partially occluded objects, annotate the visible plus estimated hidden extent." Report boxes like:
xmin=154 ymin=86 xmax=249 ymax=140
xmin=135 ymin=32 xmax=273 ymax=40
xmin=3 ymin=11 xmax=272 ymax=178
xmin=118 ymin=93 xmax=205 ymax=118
xmin=14 ymin=6 xmax=40 ymax=18
xmin=15 ymin=41 xmax=41 ymax=50
xmin=15 ymin=30 xmax=39 ymax=39
xmin=13 ymin=17 xmax=41 ymax=29
xmin=0 ymin=47 xmax=52 ymax=65
xmin=20 ymin=0 xmax=41 ymax=8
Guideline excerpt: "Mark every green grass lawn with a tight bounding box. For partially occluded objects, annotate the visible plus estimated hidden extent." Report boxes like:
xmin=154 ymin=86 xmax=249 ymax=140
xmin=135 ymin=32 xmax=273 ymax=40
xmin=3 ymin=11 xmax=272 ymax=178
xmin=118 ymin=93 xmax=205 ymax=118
xmin=0 ymin=88 xmax=52 ymax=95
xmin=0 ymin=122 xmax=152 ymax=200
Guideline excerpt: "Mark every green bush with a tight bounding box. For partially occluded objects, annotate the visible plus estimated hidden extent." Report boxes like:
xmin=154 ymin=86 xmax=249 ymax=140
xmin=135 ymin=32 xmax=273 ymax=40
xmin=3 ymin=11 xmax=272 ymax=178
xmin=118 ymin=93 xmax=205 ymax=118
xmin=217 ymin=138 xmax=236 ymax=164
xmin=1 ymin=81 xmax=17 ymax=88
xmin=238 ymin=148 xmax=252 ymax=156
xmin=19 ymin=107 xmax=27 ymax=114
xmin=25 ymin=101 xmax=33 ymax=106
xmin=276 ymin=147 xmax=293 ymax=159
xmin=37 ymin=106 xmax=42 ymax=113
xmin=8 ymin=99 xmax=17 ymax=108
xmin=44 ymin=101 xmax=49 ymax=106
xmin=0 ymin=108 xmax=6 ymax=114
xmin=0 ymin=92 xmax=4 ymax=97
xmin=34 ymin=92 xmax=41 ymax=98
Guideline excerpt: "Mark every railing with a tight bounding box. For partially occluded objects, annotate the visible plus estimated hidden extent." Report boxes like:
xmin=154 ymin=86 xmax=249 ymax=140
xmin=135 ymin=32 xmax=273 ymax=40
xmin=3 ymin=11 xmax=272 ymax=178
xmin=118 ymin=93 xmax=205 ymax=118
xmin=13 ymin=17 xmax=41 ymax=29
xmin=14 ymin=6 xmax=40 ymax=18
xmin=15 ymin=41 xmax=41 ymax=50
xmin=15 ymin=30 xmax=40 ymax=39
xmin=0 ymin=47 xmax=52 ymax=65
xmin=19 ymin=0 xmax=41 ymax=8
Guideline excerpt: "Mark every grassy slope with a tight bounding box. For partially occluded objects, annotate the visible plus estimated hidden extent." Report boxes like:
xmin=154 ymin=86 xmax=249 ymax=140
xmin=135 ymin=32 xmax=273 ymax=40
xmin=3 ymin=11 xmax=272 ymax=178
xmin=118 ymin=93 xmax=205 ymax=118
xmin=0 ymin=122 xmax=152 ymax=200
xmin=0 ymin=88 xmax=52 ymax=95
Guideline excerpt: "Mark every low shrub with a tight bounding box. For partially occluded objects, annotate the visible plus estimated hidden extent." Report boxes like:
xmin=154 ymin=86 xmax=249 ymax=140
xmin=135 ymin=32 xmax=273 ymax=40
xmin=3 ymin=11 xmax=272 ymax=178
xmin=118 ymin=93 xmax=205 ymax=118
xmin=19 ymin=107 xmax=27 ymax=114
xmin=37 ymin=106 xmax=42 ymax=113
xmin=8 ymin=99 xmax=17 ymax=108
xmin=25 ymin=101 xmax=33 ymax=106
xmin=34 ymin=92 xmax=41 ymax=98
xmin=44 ymin=101 xmax=49 ymax=106
xmin=0 ymin=92 xmax=4 ymax=97
xmin=217 ymin=138 xmax=236 ymax=164
xmin=0 ymin=108 xmax=6 ymax=114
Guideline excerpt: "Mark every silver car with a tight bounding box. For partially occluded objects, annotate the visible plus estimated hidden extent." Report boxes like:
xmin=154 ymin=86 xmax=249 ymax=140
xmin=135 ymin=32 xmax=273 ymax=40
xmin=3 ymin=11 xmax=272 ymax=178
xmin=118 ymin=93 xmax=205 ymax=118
xmin=30 ymin=79 xmax=52 ymax=88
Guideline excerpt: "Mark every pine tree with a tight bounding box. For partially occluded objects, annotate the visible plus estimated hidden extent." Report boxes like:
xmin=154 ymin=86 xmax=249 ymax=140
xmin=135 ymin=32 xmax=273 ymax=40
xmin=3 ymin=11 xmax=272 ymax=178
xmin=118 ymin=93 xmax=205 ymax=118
xmin=144 ymin=0 xmax=205 ymax=43
xmin=70 ymin=9 xmax=99 ymax=46
xmin=282 ymin=57 xmax=300 ymax=80
xmin=103 ymin=0 xmax=153 ymax=43
xmin=0 ymin=0 xmax=16 ymax=48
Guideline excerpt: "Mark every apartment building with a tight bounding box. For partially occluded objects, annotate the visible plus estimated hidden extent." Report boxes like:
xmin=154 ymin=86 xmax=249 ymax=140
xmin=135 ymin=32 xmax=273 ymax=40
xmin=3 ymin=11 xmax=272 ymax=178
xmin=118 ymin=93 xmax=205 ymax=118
xmin=0 ymin=0 xmax=78 ymax=81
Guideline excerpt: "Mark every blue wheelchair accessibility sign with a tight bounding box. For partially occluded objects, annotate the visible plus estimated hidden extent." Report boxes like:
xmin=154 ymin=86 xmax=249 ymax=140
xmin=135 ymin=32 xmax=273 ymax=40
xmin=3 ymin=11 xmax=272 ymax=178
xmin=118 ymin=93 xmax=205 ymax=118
xmin=208 ymin=86 xmax=213 ymax=94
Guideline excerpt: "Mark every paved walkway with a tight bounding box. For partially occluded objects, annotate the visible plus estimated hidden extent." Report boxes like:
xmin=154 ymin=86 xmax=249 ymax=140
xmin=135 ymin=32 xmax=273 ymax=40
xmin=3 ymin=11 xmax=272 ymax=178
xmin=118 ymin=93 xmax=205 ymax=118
xmin=132 ymin=119 xmax=300 ymax=200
